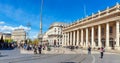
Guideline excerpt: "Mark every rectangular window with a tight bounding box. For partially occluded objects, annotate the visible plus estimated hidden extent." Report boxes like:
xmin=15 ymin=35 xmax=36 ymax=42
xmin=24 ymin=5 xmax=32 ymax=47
xmin=110 ymin=26 xmax=113 ymax=34
xmin=54 ymin=28 xmax=56 ymax=32
xmin=90 ymin=30 xmax=91 ymax=36
xmin=102 ymin=28 xmax=104 ymax=35
xmin=95 ymin=29 xmax=98 ymax=36
xmin=119 ymin=25 xmax=120 ymax=32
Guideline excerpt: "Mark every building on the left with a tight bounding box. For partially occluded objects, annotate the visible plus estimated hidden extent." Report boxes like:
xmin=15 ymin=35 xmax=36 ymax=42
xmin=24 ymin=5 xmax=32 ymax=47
xmin=0 ymin=32 xmax=11 ymax=40
xmin=11 ymin=29 xmax=26 ymax=44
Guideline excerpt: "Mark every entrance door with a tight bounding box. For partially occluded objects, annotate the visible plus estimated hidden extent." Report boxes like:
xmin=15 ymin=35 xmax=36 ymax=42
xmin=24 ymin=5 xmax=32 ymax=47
xmin=109 ymin=38 xmax=114 ymax=50
xmin=54 ymin=40 xmax=56 ymax=46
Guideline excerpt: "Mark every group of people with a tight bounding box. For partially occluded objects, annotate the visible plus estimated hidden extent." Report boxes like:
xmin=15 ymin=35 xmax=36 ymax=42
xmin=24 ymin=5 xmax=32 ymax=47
xmin=0 ymin=42 xmax=17 ymax=49
xmin=19 ymin=43 xmax=33 ymax=50
xmin=33 ymin=45 xmax=42 ymax=54
xmin=19 ymin=43 xmax=51 ymax=54
xmin=88 ymin=46 xmax=105 ymax=59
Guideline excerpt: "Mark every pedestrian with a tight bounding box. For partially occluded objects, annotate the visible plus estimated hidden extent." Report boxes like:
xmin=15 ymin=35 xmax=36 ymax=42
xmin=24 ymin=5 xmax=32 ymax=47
xmin=88 ymin=46 xmax=91 ymax=54
xmin=34 ymin=45 xmax=37 ymax=54
xmin=38 ymin=45 xmax=42 ymax=54
xmin=100 ymin=47 xmax=105 ymax=59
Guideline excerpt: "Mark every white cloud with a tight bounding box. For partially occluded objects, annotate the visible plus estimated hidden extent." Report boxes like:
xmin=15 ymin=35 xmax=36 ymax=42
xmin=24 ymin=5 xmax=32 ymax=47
xmin=14 ymin=25 xmax=31 ymax=31
xmin=0 ymin=21 xmax=5 ymax=24
xmin=33 ymin=34 xmax=38 ymax=39
xmin=0 ymin=25 xmax=14 ymax=31
xmin=0 ymin=25 xmax=31 ymax=32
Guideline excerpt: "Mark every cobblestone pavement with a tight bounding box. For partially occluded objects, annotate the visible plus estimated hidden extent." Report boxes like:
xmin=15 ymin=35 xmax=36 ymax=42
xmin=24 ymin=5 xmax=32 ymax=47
xmin=1 ymin=47 xmax=120 ymax=63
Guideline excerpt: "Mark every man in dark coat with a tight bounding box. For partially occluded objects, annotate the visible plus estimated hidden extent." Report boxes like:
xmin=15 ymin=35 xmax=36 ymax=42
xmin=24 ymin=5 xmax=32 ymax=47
xmin=38 ymin=45 xmax=42 ymax=54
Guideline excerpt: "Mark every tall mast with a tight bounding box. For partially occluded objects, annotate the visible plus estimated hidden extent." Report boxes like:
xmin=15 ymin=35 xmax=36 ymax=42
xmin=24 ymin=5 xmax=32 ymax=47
xmin=40 ymin=0 xmax=43 ymax=35
xmin=38 ymin=0 xmax=44 ymax=44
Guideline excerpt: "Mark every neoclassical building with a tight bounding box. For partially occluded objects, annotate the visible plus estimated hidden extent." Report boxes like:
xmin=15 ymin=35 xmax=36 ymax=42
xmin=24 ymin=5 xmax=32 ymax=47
xmin=12 ymin=29 xmax=26 ymax=44
xmin=0 ymin=32 xmax=11 ymax=40
xmin=63 ymin=3 xmax=120 ymax=50
xmin=43 ymin=22 xmax=68 ymax=46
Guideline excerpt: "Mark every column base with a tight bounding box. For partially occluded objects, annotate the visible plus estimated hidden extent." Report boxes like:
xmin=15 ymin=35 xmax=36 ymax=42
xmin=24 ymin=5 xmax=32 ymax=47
xmin=105 ymin=47 xmax=111 ymax=50
xmin=92 ymin=46 xmax=100 ymax=50
xmin=115 ymin=47 xmax=120 ymax=50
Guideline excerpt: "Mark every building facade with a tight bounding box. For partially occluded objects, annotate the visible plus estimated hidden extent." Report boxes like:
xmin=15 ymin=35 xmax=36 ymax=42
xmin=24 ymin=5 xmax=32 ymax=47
xmin=0 ymin=32 xmax=2 ymax=39
xmin=43 ymin=22 xmax=68 ymax=46
xmin=0 ymin=32 xmax=11 ymax=40
xmin=3 ymin=33 xmax=11 ymax=40
xmin=63 ymin=3 xmax=120 ymax=50
xmin=11 ymin=29 xmax=26 ymax=44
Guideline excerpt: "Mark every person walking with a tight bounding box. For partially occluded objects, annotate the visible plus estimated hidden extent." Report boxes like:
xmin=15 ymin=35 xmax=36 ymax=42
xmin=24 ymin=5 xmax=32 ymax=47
xmin=34 ymin=45 xmax=37 ymax=54
xmin=100 ymin=47 xmax=105 ymax=59
xmin=38 ymin=45 xmax=42 ymax=54
xmin=88 ymin=46 xmax=91 ymax=54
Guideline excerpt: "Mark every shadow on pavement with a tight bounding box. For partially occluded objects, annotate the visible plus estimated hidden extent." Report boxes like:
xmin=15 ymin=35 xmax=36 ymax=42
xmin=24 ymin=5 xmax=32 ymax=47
xmin=61 ymin=62 xmax=76 ymax=63
xmin=0 ymin=48 xmax=15 ymax=50
xmin=0 ymin=55 xmax=8 ymax=57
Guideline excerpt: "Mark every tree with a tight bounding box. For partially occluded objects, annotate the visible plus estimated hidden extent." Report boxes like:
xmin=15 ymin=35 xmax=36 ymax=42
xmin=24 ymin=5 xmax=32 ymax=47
xmin=33 ymin=39 xmax=39 ymax=45
xmin=4 ymin=39 xmax=13 ymax=43
xmin=0 ymin=35 xmax=4 ymax=43
xmin=27 ymin=39 xmax=32 ymax=44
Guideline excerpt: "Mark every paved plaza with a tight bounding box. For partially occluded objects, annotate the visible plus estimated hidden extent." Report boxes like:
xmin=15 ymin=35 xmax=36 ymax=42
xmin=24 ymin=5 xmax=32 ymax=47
xmin=0 ymin=47 xmax=120 ymax=63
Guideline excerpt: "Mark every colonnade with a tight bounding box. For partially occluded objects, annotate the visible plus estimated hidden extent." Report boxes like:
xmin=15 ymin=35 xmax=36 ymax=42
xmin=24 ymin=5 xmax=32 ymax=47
xmin=63 ymin=21 xmax=120 ymax=49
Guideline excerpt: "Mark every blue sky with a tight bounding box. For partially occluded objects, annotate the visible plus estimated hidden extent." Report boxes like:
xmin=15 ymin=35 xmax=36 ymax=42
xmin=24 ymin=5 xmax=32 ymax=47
xmin=0 ymin=0 xmax=120 ymax=39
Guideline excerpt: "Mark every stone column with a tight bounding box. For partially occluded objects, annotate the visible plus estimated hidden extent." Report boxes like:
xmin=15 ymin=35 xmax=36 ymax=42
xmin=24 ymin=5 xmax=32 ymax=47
xmin=86 ymin=28 xmax=88 ymax=47
xmin=91 ymin=27 xmax=95 ymax=48
xmin=73 ymin=31 xmax=76 ymax=46
xmin=62 ymin=33 xmax=65 ymax=46
xmin=70 ymin=32 xmax=73 ymax=45
xmin=68 ymin=32 xmax=70 ymax=46
xmin=106 ymin=23 xmax=109 ymax=47
xmin=66 ymin=33 xmax=68 ymax=46
xmin=67 ymin=32 xmax=70 ymax=46
xmin=64 ymin=33 xmax=67 ymax=46
xmin=116 ymin=21 xmax=120 ymax=49
xmin=81 ymin=29 xmax=83 ymax=47
xmin=77 ymin=30 xmax=80 ymax=46
xmin=98 ymin=25 xmax=101 ymax=47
